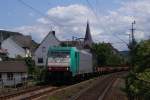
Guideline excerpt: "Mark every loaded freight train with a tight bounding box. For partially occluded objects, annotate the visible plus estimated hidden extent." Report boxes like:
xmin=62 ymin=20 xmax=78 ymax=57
xmin=46 ymin=47 xmax=128 ymax=82
xmin=47 ymin=47 xmax=93 ymax=82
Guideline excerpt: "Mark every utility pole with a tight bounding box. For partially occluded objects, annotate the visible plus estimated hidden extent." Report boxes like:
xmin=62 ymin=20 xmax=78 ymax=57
xmin=131 ymin=20 xmax=136 ymax=45
xmin=129 ymin=20 xmax=136 ymax=70
xmin=128 ymin=20 xmax=136 ymax=49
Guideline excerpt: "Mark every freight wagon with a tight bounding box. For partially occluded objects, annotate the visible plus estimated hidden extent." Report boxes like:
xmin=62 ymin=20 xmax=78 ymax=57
xmin=47 ymin=47 xmax=93 ymax=82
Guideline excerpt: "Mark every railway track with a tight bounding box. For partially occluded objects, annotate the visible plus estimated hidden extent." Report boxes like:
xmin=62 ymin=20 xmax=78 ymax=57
xmin=0 ymin=72 xmax=126 ymax=100
xmin=0 ymin=86 xmax=44 ymax=99
xmin=0 ymin=85 xmax=60 ymax=100
xmin=71 ymin=72 xmax=125 ymax=100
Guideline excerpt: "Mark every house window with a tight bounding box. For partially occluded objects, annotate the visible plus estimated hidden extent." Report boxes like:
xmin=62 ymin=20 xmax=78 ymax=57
xmin=42 ymin=47 xmax=46 ymax=52
xmin=7 ymin=73 xmax=13 ymax=80
xmin=38 ymin=58 xmax=43 ymax=63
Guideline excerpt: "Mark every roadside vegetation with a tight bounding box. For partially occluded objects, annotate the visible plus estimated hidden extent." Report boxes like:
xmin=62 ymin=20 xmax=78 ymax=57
xmin=24 ymin=57 xmax=48 ymax=85
xmin=91 ymin=43 xmax=126 ymax=67
xmin=125 ymin=39 xmax=150 ymax=100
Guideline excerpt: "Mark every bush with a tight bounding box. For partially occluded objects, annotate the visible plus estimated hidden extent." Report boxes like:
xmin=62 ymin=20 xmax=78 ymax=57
xmin=126 ymin=39 xmax=150 ymax=99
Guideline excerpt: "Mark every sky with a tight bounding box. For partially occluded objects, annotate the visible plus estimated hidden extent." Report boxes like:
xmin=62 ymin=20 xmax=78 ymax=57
xmin=0 ymin=0 xmax=150 ymax=51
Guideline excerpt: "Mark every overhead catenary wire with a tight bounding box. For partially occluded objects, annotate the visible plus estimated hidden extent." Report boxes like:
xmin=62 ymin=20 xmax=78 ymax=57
xmin=97 ymin=33 xmax=129 ymax=45
xmin=85 ymin=0 xmax=131 ymax=47
xmin=95 ymin=0 xmax=103 ymax=18
xmin=86 ymin=0 xmax=101 ymax=22
xmin=18 ymin=0 xmax=130 ymax=48
xmin=17 ymin=0 xmax=63 ymax=29
xmin=113 ymin=34 xmax=129 ymax=46
xmin=18 ymin=0 xmax=45 ymax=17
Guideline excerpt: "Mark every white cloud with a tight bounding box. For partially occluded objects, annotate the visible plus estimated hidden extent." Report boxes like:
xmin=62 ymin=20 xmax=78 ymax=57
xmin=13 ymin=24 xmax=50 ymax=42
xmin=37 ymin=18 xmax=49 ymax=24
xmin=12 ymin=1 xmax=150 ymax=50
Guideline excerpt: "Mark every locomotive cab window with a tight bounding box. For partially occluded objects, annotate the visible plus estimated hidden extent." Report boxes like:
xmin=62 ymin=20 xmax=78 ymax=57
xmin=48 ymin=51 xmax=70 ymax=66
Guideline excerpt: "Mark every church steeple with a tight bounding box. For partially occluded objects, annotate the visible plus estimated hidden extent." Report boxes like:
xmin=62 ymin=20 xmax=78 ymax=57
xmin=84 ymin=21 xmax=93 ymax=48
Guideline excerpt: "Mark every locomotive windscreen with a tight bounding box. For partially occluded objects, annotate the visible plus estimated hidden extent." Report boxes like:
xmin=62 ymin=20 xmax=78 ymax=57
xmin=48 ymin=51 xmax=70 ymax=67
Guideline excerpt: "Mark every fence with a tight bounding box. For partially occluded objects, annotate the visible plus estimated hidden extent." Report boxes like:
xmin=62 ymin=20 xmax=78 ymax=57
xmin=0 ymin=77 xmax=36 ymax=95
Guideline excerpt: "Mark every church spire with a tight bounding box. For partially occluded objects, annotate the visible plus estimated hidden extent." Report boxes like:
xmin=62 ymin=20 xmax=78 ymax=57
xmin=84 ymin=21 xmax=93 ymax=48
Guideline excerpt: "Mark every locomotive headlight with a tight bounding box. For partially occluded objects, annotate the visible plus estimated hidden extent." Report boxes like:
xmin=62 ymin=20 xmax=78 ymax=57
xmin=67 ymin=67 xmax=69 ymax=70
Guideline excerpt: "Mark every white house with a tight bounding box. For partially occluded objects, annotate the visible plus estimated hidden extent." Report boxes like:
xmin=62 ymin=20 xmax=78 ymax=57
xmin=2 ymin=35 xmax=33 ymax=58
xmin=34 ymin=31 xmax=60 ymax=67
xmin=0 ymin=61 xmax=28 ymax=86
xmin=34 ymin=22 xmax=93 ymax=67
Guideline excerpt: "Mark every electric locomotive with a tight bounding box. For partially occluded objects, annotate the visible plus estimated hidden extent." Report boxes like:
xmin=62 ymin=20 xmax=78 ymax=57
xmin=47 ymin=47 xmax=93 ymax=82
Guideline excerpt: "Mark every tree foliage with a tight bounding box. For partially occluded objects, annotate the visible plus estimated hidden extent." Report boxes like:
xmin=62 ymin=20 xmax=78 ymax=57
xmin=133 ymin=40 xmax=150 ymax=72
xmin=24 ymin=57 xmax=35 ymax=75
xmin=91 ymin=43 xmax=125 ymax=67
xmin=126 ymin=39 xmax=150 ymax=99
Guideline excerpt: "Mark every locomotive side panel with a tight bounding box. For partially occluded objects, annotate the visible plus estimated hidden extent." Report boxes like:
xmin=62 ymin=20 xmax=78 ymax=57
xmin=78 ymin=50 xmax=93 ymax=74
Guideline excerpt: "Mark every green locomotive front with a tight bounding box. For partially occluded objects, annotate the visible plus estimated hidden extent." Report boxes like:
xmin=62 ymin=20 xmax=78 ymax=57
xmin=47 ymin=47 xmax=79 ymax=81
xmin=47 ymin=47 xmax=93 ymax=82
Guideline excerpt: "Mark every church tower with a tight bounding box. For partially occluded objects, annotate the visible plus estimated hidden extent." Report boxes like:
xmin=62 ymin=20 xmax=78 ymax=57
xmin=84 ymin=21 xmax=93 ymax=48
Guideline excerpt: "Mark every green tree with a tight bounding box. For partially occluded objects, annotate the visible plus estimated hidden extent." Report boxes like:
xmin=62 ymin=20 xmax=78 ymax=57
xmin=24 ymin=57 xmax=47 ymax=84
xmin=24 ymin=57 xmax=35 ymax=75
xmin=91 ymin=43 xmax=125 ymax=67
xmin=133 ymin=40 xmax=150 ymax=72
xmin=126 ymin=39 xmax=150 ymax=99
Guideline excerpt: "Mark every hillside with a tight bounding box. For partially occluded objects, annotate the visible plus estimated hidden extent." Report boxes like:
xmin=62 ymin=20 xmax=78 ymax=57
xmin=0 ymin=30 xmax=22 ymax=42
